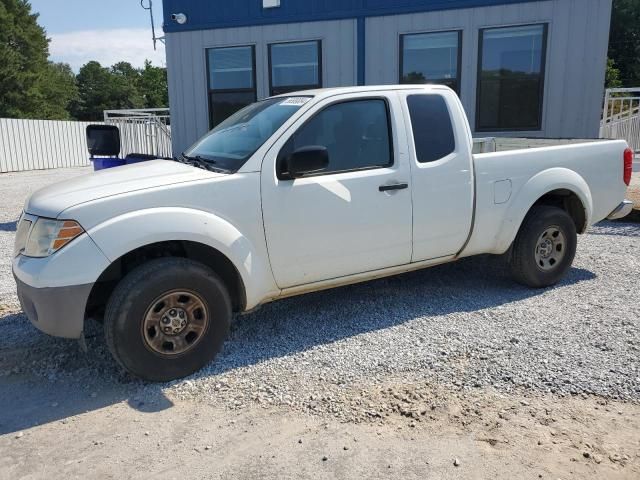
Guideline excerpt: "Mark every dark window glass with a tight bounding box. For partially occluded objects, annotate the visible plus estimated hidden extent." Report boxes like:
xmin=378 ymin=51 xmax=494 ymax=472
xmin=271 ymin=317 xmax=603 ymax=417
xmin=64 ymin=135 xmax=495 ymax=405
xmin=477 ymin=24 xmax=547 ymax=131
xmin=209 ymin=91 xmax=257 ymax=129
xmin=207 ymin=45 xmax=257 ymax=128
xmin=279 ymin=99 xmax=392 ymax=177
xmin=401 ymin=31 xmax=461 ymax=93
xmin=186 ymin=97 xmax=309 ymax=173
xmin=269 ymin=41 xmax=321 ymax=95
xmin=407 ymin=95 xmax=455 ymax=163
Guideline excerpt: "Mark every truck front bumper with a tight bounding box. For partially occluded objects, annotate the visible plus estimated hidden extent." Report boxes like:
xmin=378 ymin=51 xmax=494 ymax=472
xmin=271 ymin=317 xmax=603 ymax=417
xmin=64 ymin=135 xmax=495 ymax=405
xmin=15 ymin=276 xmax=93 ymax=339
xmin=607 ymin=199 xmax=634 ymax=220
xmin=11 ymin=232 xmax=110 ymax=339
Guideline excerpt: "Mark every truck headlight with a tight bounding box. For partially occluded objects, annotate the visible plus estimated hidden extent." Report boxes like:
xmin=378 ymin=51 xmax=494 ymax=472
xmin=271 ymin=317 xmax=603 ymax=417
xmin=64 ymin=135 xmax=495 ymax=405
xmin=23 ymin=219 xmax=84 ymax=258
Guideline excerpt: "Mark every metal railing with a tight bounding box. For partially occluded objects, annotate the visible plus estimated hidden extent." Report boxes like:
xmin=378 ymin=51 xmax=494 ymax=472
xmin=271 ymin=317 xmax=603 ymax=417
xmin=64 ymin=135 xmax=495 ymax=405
xmin=103 ymin=108 xmax=172 ymax=158
xmin=600 ymin=87 xmax=640 ymax=151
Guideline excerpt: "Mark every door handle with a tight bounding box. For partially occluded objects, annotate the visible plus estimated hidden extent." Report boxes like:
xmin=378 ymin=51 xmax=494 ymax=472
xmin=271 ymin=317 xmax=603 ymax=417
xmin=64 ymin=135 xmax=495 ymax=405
xmin=379 ymin=183 xmax=408 ymax=192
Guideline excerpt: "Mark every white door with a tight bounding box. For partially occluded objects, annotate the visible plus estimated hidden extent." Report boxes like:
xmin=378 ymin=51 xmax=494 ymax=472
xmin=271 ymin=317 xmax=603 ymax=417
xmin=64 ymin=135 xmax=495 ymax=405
xmin=400 ymin=90 xmax=474 ymax=261
xmin=261 ymin=93 xmax=413 ymax=289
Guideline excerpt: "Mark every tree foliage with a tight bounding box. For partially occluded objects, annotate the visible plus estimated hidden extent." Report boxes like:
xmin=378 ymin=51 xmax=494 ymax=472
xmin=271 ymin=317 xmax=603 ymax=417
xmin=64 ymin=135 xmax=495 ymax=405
xmin=139 ymin=60 xmax=169 ymax=109
xmin=0 ymin=0 xmax=50 ymax=118
xmin=605 ymin=58 xmax=623 ymax=89
xmin=609 ymin=0 xmax=640 ymax=86
xmin=71 ymin=60 xmax=168 ymax=120
xmin=0 ymin=0 xmax=168 ymax=121
xmin=41 ymin=62 xmax=79 ymax=119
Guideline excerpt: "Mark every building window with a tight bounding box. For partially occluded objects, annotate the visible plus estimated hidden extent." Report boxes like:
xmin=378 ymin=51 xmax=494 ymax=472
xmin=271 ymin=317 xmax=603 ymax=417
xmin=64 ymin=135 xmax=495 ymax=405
xmin=268 ymin=40 xmax=322 ymax=96
xmin=476 ymin=24 xmax=548 ymax=131
xmin=207 ymin=45 xmax=257 ymax=128
xmin=400 ymin=31 xmax=462 ymax=93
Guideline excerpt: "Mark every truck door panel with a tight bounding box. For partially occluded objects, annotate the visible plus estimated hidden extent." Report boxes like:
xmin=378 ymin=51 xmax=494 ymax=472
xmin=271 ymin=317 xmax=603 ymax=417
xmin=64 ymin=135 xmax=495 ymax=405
xmin=261 ymin=93 xmax=413 ymax=288
xmin=401 ymin=92 xmax=474 ymax=262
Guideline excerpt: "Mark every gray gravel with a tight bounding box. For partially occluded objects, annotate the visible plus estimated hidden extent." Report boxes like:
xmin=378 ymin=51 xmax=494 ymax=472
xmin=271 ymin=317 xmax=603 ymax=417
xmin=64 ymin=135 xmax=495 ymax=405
xmin=0 ymin=167 xmax=91 ymax=306
xmin=0 ymin=168 xmax=639 ymax=423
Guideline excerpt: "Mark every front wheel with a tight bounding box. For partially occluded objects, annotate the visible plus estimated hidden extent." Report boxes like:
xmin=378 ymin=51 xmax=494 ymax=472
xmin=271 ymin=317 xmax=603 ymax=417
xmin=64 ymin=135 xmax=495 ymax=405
xmin=104 ymin=258 xmax=231 ymax=382
xmin=509 ymin=206 xmax=577 ymax=288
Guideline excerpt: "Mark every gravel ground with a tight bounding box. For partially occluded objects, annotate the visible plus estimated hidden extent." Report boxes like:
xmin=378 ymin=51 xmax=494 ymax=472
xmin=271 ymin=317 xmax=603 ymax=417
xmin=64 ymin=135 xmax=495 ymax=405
xmin=628 ymin=173 xmax=640 ymax=211
xmin=0 ymin=168 xmax=639 ymax=425
xmin=0 ymin=167 xmax=91 ymax=305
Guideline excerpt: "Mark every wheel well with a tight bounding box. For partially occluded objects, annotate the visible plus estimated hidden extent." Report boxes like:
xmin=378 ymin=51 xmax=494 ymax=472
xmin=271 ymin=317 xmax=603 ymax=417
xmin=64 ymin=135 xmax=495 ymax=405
xmin=85 ymin=241 xmax=246 ymax=321
xmin=530 ymin=189 xmax=587 ymax=233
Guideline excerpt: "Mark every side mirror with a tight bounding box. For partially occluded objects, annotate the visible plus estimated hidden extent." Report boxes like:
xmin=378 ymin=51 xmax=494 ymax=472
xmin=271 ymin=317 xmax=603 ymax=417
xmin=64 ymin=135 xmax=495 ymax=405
xmin=86 ymin=125 xmax=121 ymax=157
xmin=286 ymin=146 xmax=329 ymax=179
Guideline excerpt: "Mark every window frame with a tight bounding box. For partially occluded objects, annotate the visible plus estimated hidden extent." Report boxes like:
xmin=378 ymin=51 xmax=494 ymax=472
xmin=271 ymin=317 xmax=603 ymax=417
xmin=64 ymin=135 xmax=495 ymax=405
xmin=475 ymin=23 xmax=549 ymax=132
xmin=268 ymin=40 xmax=323 ymax=96
xmin=206 ymin=44 xmax=258 ymax=129
xmin=276 ymin=96 xmax=395 ymax=180
xmin=399 ymin=30 xmax=463 ymax=95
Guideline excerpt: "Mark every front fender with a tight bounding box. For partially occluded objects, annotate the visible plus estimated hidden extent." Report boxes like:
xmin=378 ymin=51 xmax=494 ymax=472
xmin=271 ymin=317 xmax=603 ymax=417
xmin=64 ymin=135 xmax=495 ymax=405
xmin=495 ymin=168 xmax=593 ymax=252
xmin=86 ymin=207 xmax=278 ymax=309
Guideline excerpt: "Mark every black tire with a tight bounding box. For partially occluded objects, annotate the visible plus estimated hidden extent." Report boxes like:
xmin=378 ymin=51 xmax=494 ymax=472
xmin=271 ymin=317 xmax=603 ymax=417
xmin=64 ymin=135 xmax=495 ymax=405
xmin=104 ymin=257 xmax=231 ymax=382
xmin=509 ymin=206 xmax=577 ymax=288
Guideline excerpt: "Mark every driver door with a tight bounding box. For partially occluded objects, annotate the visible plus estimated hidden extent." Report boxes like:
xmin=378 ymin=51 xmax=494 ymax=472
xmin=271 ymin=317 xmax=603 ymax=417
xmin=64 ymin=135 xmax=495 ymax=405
xmin=260 ymin=92 xmax=413 ymax=289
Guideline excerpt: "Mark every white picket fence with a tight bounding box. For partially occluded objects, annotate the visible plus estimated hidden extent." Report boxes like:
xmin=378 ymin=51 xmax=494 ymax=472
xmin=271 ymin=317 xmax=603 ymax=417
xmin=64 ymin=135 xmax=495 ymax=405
xmin=0 ymin=118 xmax=94 ymax=173
xmin=0 ymin=116 xmax=172 ymax=173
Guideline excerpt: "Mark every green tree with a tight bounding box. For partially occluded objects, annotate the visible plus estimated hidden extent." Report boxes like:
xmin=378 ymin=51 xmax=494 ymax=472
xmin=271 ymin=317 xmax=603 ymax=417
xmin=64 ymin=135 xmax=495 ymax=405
xmin=138 ymin=60 xmax=168 ymax=108
xmin=605 ymin=58 xmax=623 ymax=88
xmin=0 ymin=0 xmax=49 ymax=118
xmin=72 ymin=61 xmax=114 ymax=120
xmin=109 ymin=61 xmax=145 ymax=110
xmin=609 ymin=0 xmax=640 ymax=86
xmin=40 ymin=62 xmax=79 ymax=119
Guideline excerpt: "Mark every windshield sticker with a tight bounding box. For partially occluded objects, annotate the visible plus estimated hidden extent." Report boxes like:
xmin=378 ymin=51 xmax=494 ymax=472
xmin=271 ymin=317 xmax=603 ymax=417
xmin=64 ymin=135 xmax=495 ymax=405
xmin=280 ymin=97 xmax=311 ymax=106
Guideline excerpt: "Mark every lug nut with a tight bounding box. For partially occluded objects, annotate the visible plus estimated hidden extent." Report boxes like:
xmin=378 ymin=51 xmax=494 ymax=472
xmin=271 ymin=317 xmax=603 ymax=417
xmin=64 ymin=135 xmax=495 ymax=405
xmin=170 ymin=309 xmax=177 ymax=316
xmin=162 ymin=317 xmax=170 ymax=325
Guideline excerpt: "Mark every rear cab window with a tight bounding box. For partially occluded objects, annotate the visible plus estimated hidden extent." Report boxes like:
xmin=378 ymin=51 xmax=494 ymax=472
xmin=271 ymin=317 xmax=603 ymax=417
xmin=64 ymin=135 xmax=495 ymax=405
xmin=406 ymin=94 xmax=456 ymax=163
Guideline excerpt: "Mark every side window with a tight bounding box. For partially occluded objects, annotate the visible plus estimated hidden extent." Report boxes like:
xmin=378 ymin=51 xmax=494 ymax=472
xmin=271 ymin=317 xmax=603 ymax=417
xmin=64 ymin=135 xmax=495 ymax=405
xmin=406 ymin=94 xmax=455 ymax=163
xmin=279 ymin=99 xmax=393 ymax=177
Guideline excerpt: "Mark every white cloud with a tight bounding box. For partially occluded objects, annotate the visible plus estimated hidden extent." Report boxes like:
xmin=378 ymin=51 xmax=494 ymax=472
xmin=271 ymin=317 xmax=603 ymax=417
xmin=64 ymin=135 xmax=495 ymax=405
xmin=49 ymin=28 xmax=166 ymax=71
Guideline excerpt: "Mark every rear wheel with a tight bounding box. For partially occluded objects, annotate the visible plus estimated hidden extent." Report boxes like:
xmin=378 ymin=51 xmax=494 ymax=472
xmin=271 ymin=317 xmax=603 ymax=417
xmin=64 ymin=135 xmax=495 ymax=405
xmin=104 ymin=257 xmax=231 ymax=382
xmin=509 ymin=206 xmax=577 ymax=288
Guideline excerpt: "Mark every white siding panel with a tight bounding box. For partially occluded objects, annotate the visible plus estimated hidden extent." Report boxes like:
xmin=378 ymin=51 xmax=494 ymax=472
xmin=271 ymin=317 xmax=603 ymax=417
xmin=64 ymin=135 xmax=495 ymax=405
xmin=0 ymin=119 xmax=169 ymax=173
xmin=165 ymin=0 xmax=610 ymax=149
xmin=366 ymin=0 xmax=611 ymax=138
xmin=0 ymin=119 xmax=93 ymax=173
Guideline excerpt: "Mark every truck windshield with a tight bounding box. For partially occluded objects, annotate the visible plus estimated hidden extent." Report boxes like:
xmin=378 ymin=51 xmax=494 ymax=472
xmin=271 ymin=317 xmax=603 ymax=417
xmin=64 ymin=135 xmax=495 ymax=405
xmin=182 ymin=96 xmax=312 ymax=172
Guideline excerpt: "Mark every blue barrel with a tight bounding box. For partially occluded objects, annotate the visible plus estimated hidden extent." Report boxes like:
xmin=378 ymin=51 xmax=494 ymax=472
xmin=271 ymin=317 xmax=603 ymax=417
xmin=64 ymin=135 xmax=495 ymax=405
xmin=125 ymin=153 xmax=158 ymax=165
xmin=91 ymin=157 xmax=127 ymax=171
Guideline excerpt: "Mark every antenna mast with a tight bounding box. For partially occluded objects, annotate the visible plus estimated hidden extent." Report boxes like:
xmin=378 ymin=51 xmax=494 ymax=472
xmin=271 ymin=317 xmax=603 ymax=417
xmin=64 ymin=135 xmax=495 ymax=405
xmin=141 ymin=0 xmax=164 ymax=50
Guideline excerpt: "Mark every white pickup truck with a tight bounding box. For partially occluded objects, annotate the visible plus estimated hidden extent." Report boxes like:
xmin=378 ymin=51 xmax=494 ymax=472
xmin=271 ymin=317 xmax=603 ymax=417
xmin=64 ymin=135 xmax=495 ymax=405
xmin=13 ymin=85 xmax=634 ymax=381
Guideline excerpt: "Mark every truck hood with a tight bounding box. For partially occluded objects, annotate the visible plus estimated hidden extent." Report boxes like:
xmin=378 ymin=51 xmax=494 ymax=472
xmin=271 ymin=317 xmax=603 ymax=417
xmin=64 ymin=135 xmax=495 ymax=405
xmin=25 ymin=160 xmax=222 ymax=218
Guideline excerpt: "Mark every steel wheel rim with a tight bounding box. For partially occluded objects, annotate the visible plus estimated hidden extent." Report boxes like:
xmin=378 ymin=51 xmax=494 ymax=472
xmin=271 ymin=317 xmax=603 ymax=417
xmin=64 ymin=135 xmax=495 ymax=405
xmin=142 ymin=289 xmax=209 ymax=356
xmin=534 ymin=226 xmax=566 ymax=271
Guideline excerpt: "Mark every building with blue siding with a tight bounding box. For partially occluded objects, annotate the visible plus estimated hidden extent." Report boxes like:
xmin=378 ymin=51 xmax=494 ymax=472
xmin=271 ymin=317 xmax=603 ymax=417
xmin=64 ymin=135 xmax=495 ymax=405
xmin=161 ymin=0 xmax=613 ymax=155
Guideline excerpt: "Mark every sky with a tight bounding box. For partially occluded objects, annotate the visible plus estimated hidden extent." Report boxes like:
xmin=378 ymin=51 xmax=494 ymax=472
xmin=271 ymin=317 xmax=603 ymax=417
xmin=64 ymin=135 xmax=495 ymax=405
xmin=29 ymin=0 xmax=166 ymax=71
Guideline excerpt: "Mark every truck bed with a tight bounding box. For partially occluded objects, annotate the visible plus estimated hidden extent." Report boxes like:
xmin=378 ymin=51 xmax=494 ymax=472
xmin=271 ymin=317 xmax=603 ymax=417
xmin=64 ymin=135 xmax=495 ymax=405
xmin=473 ymin=137 xmax=603 ymax=154
xmin=462 ymin=139 xmax=629 ymax=258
